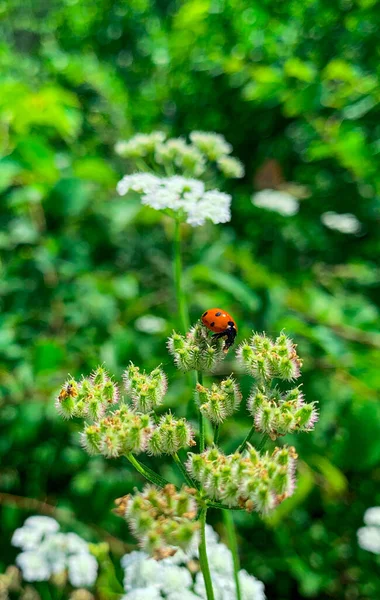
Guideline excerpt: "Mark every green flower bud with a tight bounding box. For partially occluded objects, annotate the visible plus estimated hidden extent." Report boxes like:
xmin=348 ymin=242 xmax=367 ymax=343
xmin=123 ymin=363 xmax=167 ymax=413
xmin=167 ymin=324 xmax=224 ymax=373
xmin=197 ymin=378 xmax=242 ymax=424
xmin=147 ymin=414 xmax=195 ymax=456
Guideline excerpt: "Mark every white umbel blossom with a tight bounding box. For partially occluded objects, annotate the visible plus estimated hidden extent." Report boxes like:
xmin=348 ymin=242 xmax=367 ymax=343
xmin=357 ymin=526 xmax=380 ymax=554
xmin=115 ymin=132 xmax=167 ymax=158
xmin=217 ymin=156 xmax=245 ymax=179
xmin=121 ymin=589 xmax=162 ymax=600
xmin=16 ymin=551 xmax=51 ymax=582
xmin=116 ymin=174 xmax=231 ymax=227
xmin=321 ymin=211 xmax=361 ymax=234
xmin=68 ymin=553 xmax=98 ymax=587
xmin=252 ymin=189 xmax=299 ymax=216
xmin=190 ymin=131 xmax=233 ymax=160
xmin=364 ymin=507 xmax=380 ymax=527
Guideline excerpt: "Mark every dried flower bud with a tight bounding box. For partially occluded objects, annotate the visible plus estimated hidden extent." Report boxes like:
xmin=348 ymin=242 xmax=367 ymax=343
xmin=236 ymin=332 xmax=302 ymax=382
xmin=186 ymin=445 xmax=297 ymax=514
xmin=197 ymin=377 xmax=242 ymax=424
xmin=81 ymin=406 xmax=152 ymax=457
xmin=123 ymin=363 xmax=167 ymax=413
xmin=147 ymin=413 xmax=195 ymax=456
xmin=122 ymin=485 xmax=199 ymax=559
xmin=248 ymin=385 xmax=318 ymax=440
xmin=167 ymin=324 xmax=224 ymax=373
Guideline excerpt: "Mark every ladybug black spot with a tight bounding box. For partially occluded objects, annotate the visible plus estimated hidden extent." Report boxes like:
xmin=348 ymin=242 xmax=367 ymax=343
xmin=228 ymin=321 xmax=235 ymax=327
xmin=202 ymin=311 xmax=208 ymax=317
xmin=215 ymin=311 xmax=222 ymax=316
xmin=210 ymin=322 xmax=215 ymax=327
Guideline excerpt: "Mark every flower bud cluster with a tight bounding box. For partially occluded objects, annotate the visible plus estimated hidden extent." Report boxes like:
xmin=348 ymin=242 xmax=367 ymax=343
xmin=118 ymin=484 xmax=199 ymax=560
xmin=197 ymin=378 xmax=242 ymax=424
xmin=123 ymin=363 xmax=167 ymax=413
xmin=155 ymin=138 xmax=206 ymax=177
xmin=148 ymin=414 xmax=195 ymax=456
xmin=55 ymin=367 xmax=119 ymax=420
xmin=237 ymin=332 xmax=302 ymax=381
xmin=81 ymin=405 xmax=153 ymax=457
xmin=248 ymin=386 xmax=318 ymax=439
xmin=187 ymin=445 xmax=297 ymax=514
xmin=115 ymin=131 xmax=166 ymax=158
xmin=167 ymin=324 xmax=225 ymax=373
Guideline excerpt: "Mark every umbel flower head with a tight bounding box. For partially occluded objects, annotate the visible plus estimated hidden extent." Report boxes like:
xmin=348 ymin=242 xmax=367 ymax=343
xmin=197 ymin=378 xmax=242 ymax=424
xmin=123 ymin=363 xmax=167 ymax=413
xmin=115 ymin=130 xmax=244 ymax=181
xmin=117 ymin=484 xmax=199 ymax=560
xmin=81 ymin=405 xmax=153 ymax=457
xmin=187 ymin=445 xmax=297 ymax=514
xmin=248 ymin=386 xmax=318 ymax=440
xmin=148 ymin=413 xmax=195 ymax=456
xmin=116 ymin=173 xmax=232 ymax=227
xmin=56 ymin=367 xmax=119 ymax=420
xmin=167 ymin=324 xmax=225 ymax=373
xmin=237 ymin=332 xmax=302 ymax=381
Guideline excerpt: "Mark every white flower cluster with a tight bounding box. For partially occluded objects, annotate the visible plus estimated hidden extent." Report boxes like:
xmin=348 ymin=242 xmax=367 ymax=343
xmin=115 ymin=130 xmax=244 ymax=180
xmin=321 ymin=211 xmax=361 ymax=234
xmin=12 ymin=516 xmax=98 ymax=587
xmin=357 ymin=506 xmax=380 ymax=554
xmin=252 ymin=189 xmax=299 ymax=216
xmin=116 ymin=174 xmax=231 ymax=227
xmin=120 ymin=525 xmax=265 ymax=600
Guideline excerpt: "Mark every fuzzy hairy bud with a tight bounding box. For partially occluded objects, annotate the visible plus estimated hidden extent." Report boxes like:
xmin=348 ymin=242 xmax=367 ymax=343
xmin=236 ymin=332 xmax=302 ymax=382
xmin=147 ymin=413 xmax=195 ymax=455
xmin=121 ymin=484 xmax=199 ymax=559
xmin=197 ymin=377 xmax=242 ymax=424
xmin=123 ymin=363 xmax=167 ymax=413
xmin=186 ymin=445 xmax=297 ymax=514
xmin=167 ymin=324 xmax=224 ymax=373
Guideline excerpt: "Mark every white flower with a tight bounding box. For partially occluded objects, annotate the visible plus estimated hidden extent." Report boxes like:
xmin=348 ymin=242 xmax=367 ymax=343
xmin=68 ymin=553 xmax=98 ymax=587
xmin=23 ymin=516 xmax=60 ymax=535
xmin=206 ymin=544 xmax=234 ymax=576
xmin=357 ymin=526 xmax=380 ymax=554
xmin=135 ymin=315 xmax=167 ymax=334
xmin=321 ymin=211 xmax=361 ymax=234
xmin=121 ymin=589 xmax=162 ymax=600
xmin=217 ymin=156 xmax=245 ymax=179
xmin=116 ymin=174 xmax=231 ymax=227
xmin=155 ymin=139 xmax=206 ymax=176
xmin=115 ymin=132 xmax=167 ymax=158
xmin=190 ymin=132 xmax=232 ymax=160
xmin=16 ymin=551 xmax=51 ymax=582
xmin=167 ymin=592 xmax=201 ymax=600
xmin=122 ymin=552 xmax=161 ymax=592
xmin=364 ymin=507 xmax=380 ymax=527
xmin=239 ymin=570 xmax=266 ymax=600
xmin=252 ymin=189 xmax=299 ymax=216
xmin=12 ymin=527 xmax=45 ymax=551
xmin=155 ymin=564 xmax=193 ymax=593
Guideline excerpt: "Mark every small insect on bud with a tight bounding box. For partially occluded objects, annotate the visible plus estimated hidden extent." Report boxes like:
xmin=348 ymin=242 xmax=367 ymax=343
xmin=197 ymin=378 xmax=242 ymax=424
xmin=55 ymin=379 xmax=79 ymax=419
xmin=123 ymin=363 xmax=167 ymax=413
xmin=122 ymin=485 xmax=199 ymax=559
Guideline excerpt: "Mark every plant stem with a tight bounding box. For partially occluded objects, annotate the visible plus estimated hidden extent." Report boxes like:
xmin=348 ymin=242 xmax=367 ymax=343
xmin=223 ymin=510 xmax=242 ymax=600
xmin=198 ymin=507 xmax=215 ymax=600
xmin=237 ymin=424 xmax=256 ymax=453
xmin=195 ymin=370 xmax=205 ymax=452
xmin=214 ymin=423 xmax=220 ymax=446
xmin=126 ymin=454 xmax=169 ymax=488
xmin=173 ymin=452 xmax=197 ymax=488
xmin=173 ymin=218 xmax=190 ymax=333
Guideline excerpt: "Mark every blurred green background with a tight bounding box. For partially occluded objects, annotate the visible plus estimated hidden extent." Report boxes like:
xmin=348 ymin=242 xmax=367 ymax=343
xmin=1 ymin=0 xmax=380 ymax=598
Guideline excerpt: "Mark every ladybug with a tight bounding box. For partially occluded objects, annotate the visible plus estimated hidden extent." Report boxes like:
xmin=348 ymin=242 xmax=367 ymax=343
xmin=201 ymin=308 xmax=238 ymax=352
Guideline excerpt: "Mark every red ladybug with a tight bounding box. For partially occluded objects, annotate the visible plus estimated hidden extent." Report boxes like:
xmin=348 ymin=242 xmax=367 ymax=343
xmin=201 ymin=308 xmax=238 ymax=352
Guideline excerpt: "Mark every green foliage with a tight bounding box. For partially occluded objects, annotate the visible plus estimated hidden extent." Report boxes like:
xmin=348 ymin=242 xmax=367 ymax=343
xmin=1 ymin=1 xmax=380 ymax=598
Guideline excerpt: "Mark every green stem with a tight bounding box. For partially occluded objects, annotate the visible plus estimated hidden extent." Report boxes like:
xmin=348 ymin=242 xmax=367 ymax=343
xmin=198 ymin=507 xmax=215 ymax=600
xmin=237 ymin=424 xmax=256 ymax=454
xmin=195 ymin=370 xmax=205 ymax=452
xmin=214 ymin=423 xmax=220 ymax=446
xmin=126 ymin=454 xmax=169 ymax=488
xmin=173 ymin=219 xmax=190 ymax=333
xmin=223 ymin=510 xmax=242 ymax=600
xmin=173 ymin=452 xmax=198 ymax=488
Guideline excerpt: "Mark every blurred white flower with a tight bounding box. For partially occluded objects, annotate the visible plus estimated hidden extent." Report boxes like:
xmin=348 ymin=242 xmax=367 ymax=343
xmin=121 ymin=589 xmax=162 ymax=600
xmin=167 ymin=593 xmax=201 ymax=600
xmin=122 ymin=551 xmax=161 ymax=592
xmin=135 ymin=315 xmax=167 ymax=334
xmin=23 ymin=516 xmax=60 ymax=535
xmin=16 ymin=551 xmax=51 ymax=582
xmin=12 ymin=527 xmax=45 ymax=551
xmin=156 ymin=565 xmax=193 ymax=593
xmin=364 ymin=507 xmax=380 ymax=527
xmin=116 ymin=174 xmax=231 ymax=227
xmin=252 ymin=189 xmax=299 ymax=216
xmin=190 ymin=132 xmax=232 ymax=160
xmin=68 ymin=554 xmax=98 ymax=587
xmin=239 ymin=569 xmax=266 ymax=600
xmin=217 ymin=156 xmax=244 ymax=179
xmin=115 ymin=132 xmax=167 ymax=158
xmin=357 ymin=526 xmax=380 ymax=554
xmin=321 ymin=211 xmax=361 ymax=234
